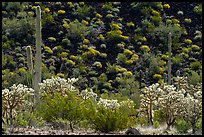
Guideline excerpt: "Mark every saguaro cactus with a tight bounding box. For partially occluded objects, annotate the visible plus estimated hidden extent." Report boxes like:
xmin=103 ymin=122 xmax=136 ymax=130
xmin=26 ymin=46 xmax=34 ymax=88
xmin=26 ymin=6 xmax=42 ymax=105
xmin=167 ymin=32 xmax=172 ymax=85
xmin=34 ymin=6 xmax=42 ymax=103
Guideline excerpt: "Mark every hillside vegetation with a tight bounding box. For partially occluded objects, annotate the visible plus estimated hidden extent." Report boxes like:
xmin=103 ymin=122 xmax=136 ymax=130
xmin=2 ymin=2 xmax=202 ymax=135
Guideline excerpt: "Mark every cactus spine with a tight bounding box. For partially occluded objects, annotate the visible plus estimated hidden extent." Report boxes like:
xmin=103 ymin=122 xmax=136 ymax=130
xmin=34 ymin=6 xmax=42 ymax=103
xmin=167 ymin=32 xmax=172 ymax=85
xmin=26 ymin=6 xmax=42 ymax=105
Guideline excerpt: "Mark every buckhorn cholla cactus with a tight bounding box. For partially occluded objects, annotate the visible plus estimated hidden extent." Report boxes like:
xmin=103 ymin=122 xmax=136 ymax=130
xmin=26 ymin=6 xmax=42 ymax=105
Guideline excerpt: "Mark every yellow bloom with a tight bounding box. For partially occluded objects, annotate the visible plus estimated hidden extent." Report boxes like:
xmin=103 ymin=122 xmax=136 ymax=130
xmin=123 ymin=71 xmax=133 ymax=77
xmin=58 ymin=10 xmax=66 ymax=14
xmin=82 ymin=20 xmax=89 ymax=25
xmin=163 ymin=4 xmax=170 ymax=9
xmin=124 ymin=49 xmax=133 ymax=56
xmin=96 ymin=13 xmax=102 ymax=18
xmin=125 ymin=59 xmax=133 ymax=65
xmin=140 ymin=45 xmax=150 ymax=52
xmin=153 ymin=74 xmax=162 ymax=79
xmin=184 ymin=39 xmax=192 ymax=44
xmin=83 ymin=39 xmax=90 ymax=44
xmin=44 ymin=8 xmax=50 ymax=13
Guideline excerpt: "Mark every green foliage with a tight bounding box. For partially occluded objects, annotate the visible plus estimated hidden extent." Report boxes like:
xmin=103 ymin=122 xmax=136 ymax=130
xmin=75 ymin=4 xmax=92 ymax=19
xmin=193 ymin=4 xmax=202 ymax=15
xmin=153 ymin=121 xmax=160 ymax=128
xmin=175 ymin=118 xmax=190 ymax=134
xmin=153 ymin=109 xmax=167 ymax=123
xmin=89 ymin=105 xmax=129 ymax=133
xmin=187 ymin=70 xmax=202 ymax=85
xmin=65 ymin=19 xmax=89 ymax=41
xmin=117 ymin=76 xmax=140 ymax=107
xmin=196 ymin=117 xmax=202 ymax=131
xmin=37 ymin=91 xmax=83 ymax=131
xmin=2 ymin=12 xmax=35 ymax=45
xmin=190 ymin=61 xmax=202 ymax=71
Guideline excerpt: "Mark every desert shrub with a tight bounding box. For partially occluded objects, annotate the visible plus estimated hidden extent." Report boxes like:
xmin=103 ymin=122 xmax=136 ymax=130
xmin=153 ymin=109 xmax=166 ymax=122
xmin=193 ymin=4 xmax=202 ymax=15
xmin=190 ymin=61 xmax=202 ymax=71
xmin=37 ymin=91 xmax=83 ymax=131
xmin=187 ymin=70 xmax=202 ymax=85
xmin=2 ymin=12 xmax=35 ymax=45
xmin=175 ymin=118 xmax=190 ymax=134
xmin=196 ymin=117 xmax=202 ymax=131
xmin=85 ymin=97 xmax=135 ymax=133
xmin=75 ymin=4 xmax=92 ymax=19
xmin=65 ymin=19 xmax=89 ymax=42
xmin=153 ymin=121 xmax=160 ymax=128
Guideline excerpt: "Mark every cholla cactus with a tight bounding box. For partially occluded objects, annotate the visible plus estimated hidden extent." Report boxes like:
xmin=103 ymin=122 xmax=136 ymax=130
xmin=181 ymin=94 xmax=202 ymax=134
xmin=158 ymin=84 xmax=186 ymax=130
xmin=80 ymin=88 xmax=98 ymax=102
xmin=140 ymin=83 xmax=163 ymax=126
xmin=173 ymin=76 xmax=188 ymax=90
xmin=97 ymin=98 xmax=120 ymax=110
xmin=2 ymin=84 xmax=34 ymax=125
xmin=38 ymin=76 xmax=78 ymax=97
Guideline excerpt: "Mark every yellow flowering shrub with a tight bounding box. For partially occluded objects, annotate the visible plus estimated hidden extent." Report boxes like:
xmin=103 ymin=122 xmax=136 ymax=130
xmin=83 ymin=39 xmax=90 ymax=44
xmin=59 ymin=52 xmax=68 ymax=57
xmin=124 ymin=49 xmax=133 ymax=56
xmin=98 ymin=34 xmax=105 ymax=41
xmin=123 ymin=71 xmax=133 ymax=77
xmin=184 ymin=39 xmax=192 ymax=44
xmin=58 ymin=10 xmax=66 ymax=14
xmin=163 ymin=4 xmax=170 ymax=9
xmin=131 ymin=54 xmax=139 ymax=61
xmin=70 ymin=55 xmax=78 ymax=61
xmin=172 ymin=18 xmax=180 ymax=24
xmin=96 ymin=13 xmax=102 ymax=18
xmin=126 ymin=22 xmax=135 ymax=27
xmin=125 ymin=59 xmax=133 ymax=65
xmin=153 ymin=74 xmax=162 ymax=79
xmin=82 ymin=20 xmax=89 ymax=26
xmin=66 ymin=59 xmax=75 ymax=66
xmin=140 ymin=45 xmax=150 ymax=52
xmin=44 ymin=8 xmax=50 ymax=13
xmin=191 ymin=45 xmax=200 ymax=51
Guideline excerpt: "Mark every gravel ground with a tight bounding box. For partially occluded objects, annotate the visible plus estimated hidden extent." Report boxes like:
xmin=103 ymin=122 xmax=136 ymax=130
xmin=3 ymin=125 xmax=201 ymax=135
xmin=4 ymin=127 xmax=126 ymax=135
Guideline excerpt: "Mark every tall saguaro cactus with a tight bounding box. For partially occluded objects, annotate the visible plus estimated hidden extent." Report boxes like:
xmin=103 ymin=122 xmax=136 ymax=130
xmin=167 ymin=32 xmax=172 ymax=85
xmin=34 ymin=6 xmax=42 ymax=103
xmin=26 ymin=6 xmax=42 ymax=105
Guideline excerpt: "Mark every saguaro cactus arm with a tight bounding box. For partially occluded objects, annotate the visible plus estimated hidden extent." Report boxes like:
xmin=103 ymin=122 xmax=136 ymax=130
xmin=26 ymin=46 xmax=34 ymax=88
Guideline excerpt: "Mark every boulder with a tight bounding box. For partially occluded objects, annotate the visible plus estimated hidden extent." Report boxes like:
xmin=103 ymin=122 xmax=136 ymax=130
xmin=125 ymin=127 xmax=141 ymax=135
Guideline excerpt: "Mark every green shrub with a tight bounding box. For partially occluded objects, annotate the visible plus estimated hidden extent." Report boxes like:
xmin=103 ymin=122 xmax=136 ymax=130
xmin=153 ymin=121 xmax=160 ymax=128
xmin=65 ymin=19 xmax=89 ymax=42
xmin=190 ymin=61 xmax=202 ymax=71
xmin=196 ymin=117 xmax=202 ymax=131
xmin=187 ymin=70 xmax=202 ymax=85
xmin=85 ymin=97 xmax=134 ymax=133
xmin=37 ymin=91 xmax=83 ymax=131
xmin=175 ymin=118 xmax=190 ymax=134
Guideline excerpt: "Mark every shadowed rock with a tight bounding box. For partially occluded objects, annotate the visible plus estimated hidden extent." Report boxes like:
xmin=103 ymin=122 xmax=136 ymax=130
xmin=125 ymin=127 xmax=141 ymax=135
